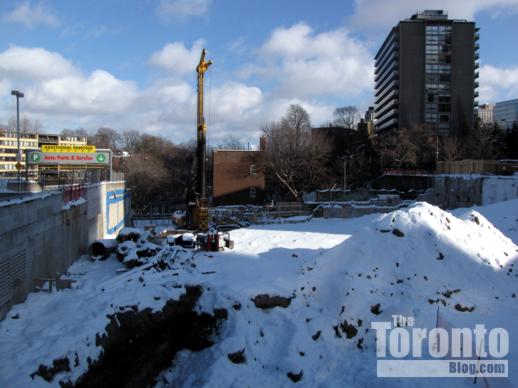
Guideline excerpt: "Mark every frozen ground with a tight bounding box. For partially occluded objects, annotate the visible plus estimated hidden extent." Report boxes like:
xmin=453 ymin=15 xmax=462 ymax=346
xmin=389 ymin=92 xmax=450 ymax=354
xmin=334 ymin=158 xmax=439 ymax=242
xmin=0 ymin=201 xmax=517 ymax=387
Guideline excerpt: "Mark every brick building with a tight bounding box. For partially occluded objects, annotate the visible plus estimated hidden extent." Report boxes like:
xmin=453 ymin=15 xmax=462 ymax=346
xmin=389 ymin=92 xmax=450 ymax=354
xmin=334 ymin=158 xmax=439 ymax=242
xmin=212 ymin=150 xmax=265 ymax=206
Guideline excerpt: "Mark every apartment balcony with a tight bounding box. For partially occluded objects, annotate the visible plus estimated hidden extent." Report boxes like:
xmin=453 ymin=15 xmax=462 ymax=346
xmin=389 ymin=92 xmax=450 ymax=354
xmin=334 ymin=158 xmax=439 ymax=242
xmin=475 ymin=33 xmax=480 ymax=41
xmin=474 ymin=71 xmax=479 ymax=79
xmin=474 ymin=81 xmax=479 ymax=89
xmin=474 ymin=43 xmax=480 ymax=51
xmin=474 ymin=61 xmax=479 ymax=69
xmin=474 ymin=91 xmax=479 ymax=98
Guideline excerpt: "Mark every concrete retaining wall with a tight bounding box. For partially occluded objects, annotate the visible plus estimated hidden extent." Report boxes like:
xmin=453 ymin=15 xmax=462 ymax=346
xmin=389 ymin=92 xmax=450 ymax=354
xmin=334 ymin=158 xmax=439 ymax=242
xmin=432 ymin=175 xmax=518 ymax=209
xmin=0 ymin=181 xmax=129 ymax=319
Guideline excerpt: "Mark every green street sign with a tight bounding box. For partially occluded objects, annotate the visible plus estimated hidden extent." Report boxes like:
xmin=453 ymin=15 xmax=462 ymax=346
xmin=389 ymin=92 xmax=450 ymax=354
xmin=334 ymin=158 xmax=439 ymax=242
xmin=27 ymin=150 xmax=110 ymax=165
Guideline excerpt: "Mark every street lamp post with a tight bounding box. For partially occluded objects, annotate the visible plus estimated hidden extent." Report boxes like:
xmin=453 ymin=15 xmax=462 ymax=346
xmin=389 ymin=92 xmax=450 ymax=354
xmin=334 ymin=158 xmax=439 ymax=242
xmin=11 ymin=90 xmax=24 ymax=193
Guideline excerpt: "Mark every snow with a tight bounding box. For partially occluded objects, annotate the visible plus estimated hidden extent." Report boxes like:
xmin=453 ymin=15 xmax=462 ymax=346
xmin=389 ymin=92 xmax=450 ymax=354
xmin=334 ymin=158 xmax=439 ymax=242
xmin=0 ymin=191 xmax=55 ymax=208
xmin=453 ymin=199 xmax=518 ymax=245
xmin=1 ymin=201 xmax=518 ymax=386
xmin=482 ymin=176 xmax=518 ymax=205
xmin=61 ymin=197 xmax=86 ymax=210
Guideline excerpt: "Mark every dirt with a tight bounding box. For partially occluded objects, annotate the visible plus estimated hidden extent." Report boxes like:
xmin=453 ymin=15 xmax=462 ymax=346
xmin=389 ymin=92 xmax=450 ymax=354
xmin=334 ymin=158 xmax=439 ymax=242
xmin=370 ymin=303 xmax=382 ymax=315
xmin=74 ymin=285 xmax=227 ymax=388
xmin=252 ymin=294 xmax=292 ymax=309
xmin=392 ymin=229 xmax=405 ymax=237
xmin=287 ymin=370 xmax=303 ymax=383
xmin=454 ymin=303 xmax=475 ymax=312
xmin=227 ymin=349 xmax=246 ymax=364
xmin=31 ymin=357 xmax=70 ymax=382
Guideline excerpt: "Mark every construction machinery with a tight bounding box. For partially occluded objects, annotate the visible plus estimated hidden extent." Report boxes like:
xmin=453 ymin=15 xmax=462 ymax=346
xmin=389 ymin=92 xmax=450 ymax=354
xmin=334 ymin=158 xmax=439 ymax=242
xmin=189 ymin=48 xmax=212 ymax=232
xmin=181 ymin=49 xmax=233 ymax=251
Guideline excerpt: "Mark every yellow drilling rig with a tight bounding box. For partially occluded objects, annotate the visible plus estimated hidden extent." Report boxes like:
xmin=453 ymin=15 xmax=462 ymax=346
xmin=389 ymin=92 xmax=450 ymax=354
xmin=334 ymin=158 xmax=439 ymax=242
xmin=191 ymin=48 xmax=212 ymax=232
xmin=180 ymin=49 xmax=233 ymax=251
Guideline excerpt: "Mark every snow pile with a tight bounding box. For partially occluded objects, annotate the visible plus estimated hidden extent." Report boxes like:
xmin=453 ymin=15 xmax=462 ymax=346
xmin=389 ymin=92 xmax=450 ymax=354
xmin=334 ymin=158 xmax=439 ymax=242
xmin=454 ymin=198 xmax=518 ymax=245
xmin=1 ymin=202 xmax=518 ymax=386
xmin=161 ymin=202 xmax=518 ymax=386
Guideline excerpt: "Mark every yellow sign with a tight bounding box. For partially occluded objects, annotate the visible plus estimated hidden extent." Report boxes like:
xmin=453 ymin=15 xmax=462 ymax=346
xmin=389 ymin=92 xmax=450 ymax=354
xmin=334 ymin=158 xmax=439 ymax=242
xmin=15 ymin=162 xmax=23 ymax=170
xmin=42 ymin=145 xmax=96 ymax=153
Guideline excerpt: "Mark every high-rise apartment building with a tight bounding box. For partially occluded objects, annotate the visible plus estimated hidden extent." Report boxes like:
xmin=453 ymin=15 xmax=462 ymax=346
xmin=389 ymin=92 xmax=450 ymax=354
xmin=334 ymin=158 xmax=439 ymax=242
xmin=375 ymin=10 xmax=478 ymax=136
xmin=477 ymin=103 xmax=495 ymax=125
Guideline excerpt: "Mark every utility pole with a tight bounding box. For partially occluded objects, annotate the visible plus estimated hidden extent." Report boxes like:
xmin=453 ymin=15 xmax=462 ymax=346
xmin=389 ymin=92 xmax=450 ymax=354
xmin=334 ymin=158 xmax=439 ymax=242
xmin=11 ymin=90 xmax=24 ymax=194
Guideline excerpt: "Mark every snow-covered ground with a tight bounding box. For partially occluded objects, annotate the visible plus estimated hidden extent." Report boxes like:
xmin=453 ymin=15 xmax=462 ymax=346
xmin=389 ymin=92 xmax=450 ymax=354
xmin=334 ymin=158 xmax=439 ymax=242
xmin=1 ymin=201 xmax=517 ymax=387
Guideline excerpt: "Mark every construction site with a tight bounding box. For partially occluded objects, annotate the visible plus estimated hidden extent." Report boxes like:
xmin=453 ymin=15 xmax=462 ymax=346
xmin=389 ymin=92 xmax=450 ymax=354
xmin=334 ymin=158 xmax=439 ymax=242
xmin=1 ymin=39 xmax=518 ymax=387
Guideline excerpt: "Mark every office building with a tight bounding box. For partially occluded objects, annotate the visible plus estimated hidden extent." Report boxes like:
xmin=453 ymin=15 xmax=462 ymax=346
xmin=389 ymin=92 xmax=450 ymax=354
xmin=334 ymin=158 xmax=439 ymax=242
xmin=375 ymin=10 xmax=478 ymax=136
xmin=494 ymin=99 xmax=518 ymax=129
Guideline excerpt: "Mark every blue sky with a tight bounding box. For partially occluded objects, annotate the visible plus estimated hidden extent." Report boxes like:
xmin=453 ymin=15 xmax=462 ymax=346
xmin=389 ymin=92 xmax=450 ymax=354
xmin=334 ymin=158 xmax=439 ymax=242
xmin=1 ymin=0 xmax=518 ymax=146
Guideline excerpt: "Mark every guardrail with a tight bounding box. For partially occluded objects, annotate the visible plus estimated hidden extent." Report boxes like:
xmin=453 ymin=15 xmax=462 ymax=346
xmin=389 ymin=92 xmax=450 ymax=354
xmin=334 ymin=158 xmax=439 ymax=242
xmin=62 ymin=184 xmax=87 ymax=203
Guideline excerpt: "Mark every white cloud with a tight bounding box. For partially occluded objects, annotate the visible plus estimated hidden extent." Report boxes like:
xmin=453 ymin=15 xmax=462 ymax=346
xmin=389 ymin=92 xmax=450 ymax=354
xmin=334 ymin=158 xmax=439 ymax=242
xmin=149 ymin=40 xmax=205 ymax=75
xmin=211 ymin=82 xmax=262 ymax=122
xmin=156 ymin=0 xmax=211 ymax=22
xmin=0 ymin=46 xmax=77 ymax=80
xmin=4 ymin=1 xmax=59 ymax=28
xmin=27 ymin=70 xmax=138 ymax=115
xmin=479 ymin=64 xmax=518 ymax=102
xmin=246 ymin=22 xmax=374 ymax=98
xmin=0 ymin=45 xmax=266 ymax=144
xmin=0 ymin=46 xmax=137 ymax=125
xmin=349 ymin=0 xmax=518 ymax=32
xmin=132 ymin=80 xmax=263 ymax=144
xmin=0 ymin=44 xmax=337 ymax=145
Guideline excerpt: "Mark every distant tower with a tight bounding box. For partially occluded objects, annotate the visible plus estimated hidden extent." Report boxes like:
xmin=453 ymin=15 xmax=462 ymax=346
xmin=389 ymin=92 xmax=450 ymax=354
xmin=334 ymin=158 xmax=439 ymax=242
xmin=477 ymin=103 xmax=495 ymax=125
xmin=374 ymin=10 xmax=479 ymax=136
xmin=364 ymin=106 xmax=375 ymax=122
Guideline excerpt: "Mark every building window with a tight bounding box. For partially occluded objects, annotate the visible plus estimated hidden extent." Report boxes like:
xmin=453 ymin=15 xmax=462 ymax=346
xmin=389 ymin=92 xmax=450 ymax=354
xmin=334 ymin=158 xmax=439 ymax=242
xmin=249 ymin=164 xmax=257 ymax=175
xmin=250 ymin=187 xmax=256 ymax=198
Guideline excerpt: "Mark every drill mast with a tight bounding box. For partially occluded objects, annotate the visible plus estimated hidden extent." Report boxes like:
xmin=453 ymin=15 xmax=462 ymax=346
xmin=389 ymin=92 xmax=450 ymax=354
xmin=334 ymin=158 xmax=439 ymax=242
xmin=194 ymin=49 xmax=212 ymax=230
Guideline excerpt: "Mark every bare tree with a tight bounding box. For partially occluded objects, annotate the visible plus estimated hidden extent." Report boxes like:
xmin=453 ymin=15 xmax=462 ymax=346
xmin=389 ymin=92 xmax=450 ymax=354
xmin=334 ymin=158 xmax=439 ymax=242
xmin=122 ymin=129 xmax=141 ymax=155
xmin=122 ymin=153 xmax=169 ymax=212
xmin=262 ymin=105 xmax=331 ymax=201
xmin=8 ymin=116 xmax=41 ymax=132
xmin=280 ymin=104 xmax=311 ymax=147
xmin=90 ymin=127 xmax=122 ymax=151
xmin=121 ymin=133 xmax=194 ymax=211
xmin=376 ymin=128 xmax=418 ymax=169
xmin=332 ymin=106 xmax=359 ymax=129
xmin=466 ymin=123 xmax=498 ymax=159
xmin=441 ymin=136 xmax=463 ymax=161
